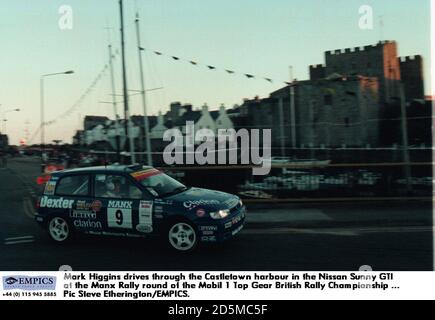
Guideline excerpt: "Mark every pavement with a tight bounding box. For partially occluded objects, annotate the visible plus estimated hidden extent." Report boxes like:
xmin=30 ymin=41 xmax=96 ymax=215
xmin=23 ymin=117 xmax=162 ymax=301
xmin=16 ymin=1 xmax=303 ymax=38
xmin=0 ymin=156 xmax=432 ymax=271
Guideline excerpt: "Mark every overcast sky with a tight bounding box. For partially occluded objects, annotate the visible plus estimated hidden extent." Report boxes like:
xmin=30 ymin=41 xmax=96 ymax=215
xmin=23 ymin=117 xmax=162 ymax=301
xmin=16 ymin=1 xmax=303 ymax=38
xmin=0 ymin=0 xmax=432 ymax=145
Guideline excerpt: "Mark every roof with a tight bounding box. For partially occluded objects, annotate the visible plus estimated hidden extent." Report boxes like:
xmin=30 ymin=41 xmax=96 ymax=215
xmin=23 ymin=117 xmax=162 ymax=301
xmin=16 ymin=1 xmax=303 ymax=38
xmin=210 ymin=110 xmax=220 ymax=120
xmin=52 ymin=165 xmax=154 ymax=176
xmin=174 ymin=110 xmax=202 ymax=127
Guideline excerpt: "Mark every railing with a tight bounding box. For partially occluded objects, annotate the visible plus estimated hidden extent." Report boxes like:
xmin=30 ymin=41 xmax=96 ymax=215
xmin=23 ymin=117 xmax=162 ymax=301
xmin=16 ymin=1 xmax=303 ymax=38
xmin=158 ymin=163 xmax=433 ymax=202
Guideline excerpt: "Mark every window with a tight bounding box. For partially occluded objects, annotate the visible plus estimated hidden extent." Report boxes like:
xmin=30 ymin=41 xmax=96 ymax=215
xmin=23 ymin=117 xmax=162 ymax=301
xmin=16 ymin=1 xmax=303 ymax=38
xmin=344 ymin=117 xmax=350 ymax=128
xmin=324 ymin=94 xmax=333 ymax=106
xmin=56 ymin=175 xmax=89 ymax=196
xmin=95 ymin=174 xmax=142 ymax=199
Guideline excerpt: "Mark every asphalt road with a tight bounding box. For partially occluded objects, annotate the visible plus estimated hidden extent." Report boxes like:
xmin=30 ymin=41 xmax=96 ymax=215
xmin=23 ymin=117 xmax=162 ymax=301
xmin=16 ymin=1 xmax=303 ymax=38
xmin=0 ymin=157 xmax=433 ymax=271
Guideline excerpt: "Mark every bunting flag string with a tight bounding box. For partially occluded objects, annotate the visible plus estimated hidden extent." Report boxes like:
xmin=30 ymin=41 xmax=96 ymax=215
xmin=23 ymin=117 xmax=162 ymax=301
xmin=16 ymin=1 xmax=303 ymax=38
xmin=44 ymin=49 xmax=119 ymax=126
xmin=142 ymin=48 xmax=295 ymax=85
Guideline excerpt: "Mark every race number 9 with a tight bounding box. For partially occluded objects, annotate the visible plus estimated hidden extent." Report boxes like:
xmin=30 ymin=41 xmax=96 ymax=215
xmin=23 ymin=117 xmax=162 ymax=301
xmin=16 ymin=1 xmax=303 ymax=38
xmin=108 ymin=208 xmax=132 ymax=229
xmin=115 ymin=210 xmax=123 ymax=225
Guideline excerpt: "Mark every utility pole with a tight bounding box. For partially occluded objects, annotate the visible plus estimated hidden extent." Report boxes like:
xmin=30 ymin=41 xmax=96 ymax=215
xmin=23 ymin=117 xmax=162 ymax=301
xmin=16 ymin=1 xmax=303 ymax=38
xmin=289 ymin=66 xmax=297 ymax=149
xmin=135 ymin=12 xmax=153 ymax=166
xmin=278 ymin=98 xmax=286 ymax=157
xmin=119 ymin=0 xmax=136 ymax=164
xmin=106 ymin=28 xmax=121 ymax=163
xmin=399 ymin=83 xmax=412 ymax=194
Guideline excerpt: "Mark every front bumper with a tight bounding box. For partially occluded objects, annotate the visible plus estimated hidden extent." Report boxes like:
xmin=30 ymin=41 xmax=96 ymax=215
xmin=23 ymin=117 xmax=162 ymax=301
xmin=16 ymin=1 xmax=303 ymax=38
xmin=197 ymin=206 xmax=246 ymax=243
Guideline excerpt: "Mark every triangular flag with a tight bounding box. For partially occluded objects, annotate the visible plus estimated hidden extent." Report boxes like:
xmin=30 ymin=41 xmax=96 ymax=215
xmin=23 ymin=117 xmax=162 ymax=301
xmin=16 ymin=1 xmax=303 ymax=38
xmin=172 ymin=56 xmax=180 ymax=60
xmin=207 ymin=65 xmax=216 ymax=70
xmin=226 ymin=70 xmax=235 ymax=74
xmin=154 ymin=51 xmax=162 ymax=55
xmin=245 ymin=74 xmax=254 ymax=78
xmin=264 ymin=78 xmax=273 ymax=83
xmin=190 ymin=61 xmax=198 ymax=65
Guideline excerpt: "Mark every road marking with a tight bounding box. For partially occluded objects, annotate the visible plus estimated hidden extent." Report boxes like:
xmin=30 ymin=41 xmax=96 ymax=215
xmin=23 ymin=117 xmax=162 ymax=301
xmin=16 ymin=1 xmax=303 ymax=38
xmin=3 ymin=235 xmax=35 ymax=245
xmin=4 ymin=236 xmax=34 ymax=241
xmin=4 ymin=239 xmax=35 ymax=245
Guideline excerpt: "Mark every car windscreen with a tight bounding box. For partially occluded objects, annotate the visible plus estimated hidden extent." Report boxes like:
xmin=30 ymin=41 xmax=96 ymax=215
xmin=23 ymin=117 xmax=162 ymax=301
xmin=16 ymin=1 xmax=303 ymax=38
xmin=131 ymin=169 xmax=186 ymax=198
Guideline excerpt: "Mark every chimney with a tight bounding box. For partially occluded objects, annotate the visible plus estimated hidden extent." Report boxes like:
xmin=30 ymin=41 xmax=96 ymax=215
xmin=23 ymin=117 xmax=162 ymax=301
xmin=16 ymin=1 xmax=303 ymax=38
xmin=157 ymin=111 xmax=164 ymax=125
xmin=219 ymin=104 xmax=226 ymax=114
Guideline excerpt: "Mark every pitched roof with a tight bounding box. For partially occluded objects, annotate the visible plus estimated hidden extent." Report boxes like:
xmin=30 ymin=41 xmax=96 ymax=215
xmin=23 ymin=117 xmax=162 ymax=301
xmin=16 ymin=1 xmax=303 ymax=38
xmin=174 ymin=110 xmax=202 ymax=126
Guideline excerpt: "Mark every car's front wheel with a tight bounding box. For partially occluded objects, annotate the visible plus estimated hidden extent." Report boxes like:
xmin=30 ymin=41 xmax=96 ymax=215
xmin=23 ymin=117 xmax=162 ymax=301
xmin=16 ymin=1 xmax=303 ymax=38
xmin=167 ymin=221 xmax=198 ymax=252
xmin=48 ymin=216 xmax=73 ymax=243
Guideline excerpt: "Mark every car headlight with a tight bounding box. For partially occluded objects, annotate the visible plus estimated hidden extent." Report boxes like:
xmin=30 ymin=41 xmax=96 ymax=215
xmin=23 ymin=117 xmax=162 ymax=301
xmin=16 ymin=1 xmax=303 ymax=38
xmin=239 ymin=199 xmax=243 ymax=207
xmin=210 ymin=209 xmax=230 ymax=220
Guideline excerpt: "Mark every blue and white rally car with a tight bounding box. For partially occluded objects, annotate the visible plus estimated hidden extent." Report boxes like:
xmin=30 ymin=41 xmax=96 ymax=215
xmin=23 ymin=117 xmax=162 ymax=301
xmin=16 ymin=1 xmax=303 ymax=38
xmin=35 ymin=165 xmax=246 ymax=252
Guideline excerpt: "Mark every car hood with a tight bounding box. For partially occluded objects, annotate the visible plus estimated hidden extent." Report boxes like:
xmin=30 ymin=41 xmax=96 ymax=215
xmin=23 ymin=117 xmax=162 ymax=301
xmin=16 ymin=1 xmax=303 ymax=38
xmin=163 ymin=187 xmax=240 ymax=212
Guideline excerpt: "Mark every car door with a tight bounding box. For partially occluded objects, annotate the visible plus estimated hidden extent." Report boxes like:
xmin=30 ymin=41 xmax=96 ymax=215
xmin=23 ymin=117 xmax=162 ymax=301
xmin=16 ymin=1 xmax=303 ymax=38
xmin=93 ymin=173 xmax=151 ymax=236
xmin=52 ymin=174 xmax=99 ymax=232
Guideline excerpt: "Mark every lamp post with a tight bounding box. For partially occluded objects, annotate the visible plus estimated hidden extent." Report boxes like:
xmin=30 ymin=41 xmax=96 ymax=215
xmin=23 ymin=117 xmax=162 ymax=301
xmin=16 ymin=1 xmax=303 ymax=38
xmin=40 ymin=70 xmax=74 ymax=161
xmin=2 ymin=108 xmax=20 ymax=133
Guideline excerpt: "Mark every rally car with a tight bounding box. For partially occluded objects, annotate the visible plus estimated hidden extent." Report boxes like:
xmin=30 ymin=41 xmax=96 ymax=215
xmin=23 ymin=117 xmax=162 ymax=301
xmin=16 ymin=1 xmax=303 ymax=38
xmin=34 ymin=165 xmax=246 ymax=252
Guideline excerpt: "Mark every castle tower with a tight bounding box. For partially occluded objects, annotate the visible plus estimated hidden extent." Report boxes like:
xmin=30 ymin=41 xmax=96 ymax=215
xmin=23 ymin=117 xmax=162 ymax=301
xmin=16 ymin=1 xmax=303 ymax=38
xmin=324 ymin=41 xmax=401 ymax=104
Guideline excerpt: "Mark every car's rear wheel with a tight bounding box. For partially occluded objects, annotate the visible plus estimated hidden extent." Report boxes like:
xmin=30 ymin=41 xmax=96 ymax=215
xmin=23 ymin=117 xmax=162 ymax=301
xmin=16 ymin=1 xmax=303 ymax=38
xmin=48 ymin=216 xmax=73 ymax=243
xmin=167 ymin=221 xmax=198 ymax=252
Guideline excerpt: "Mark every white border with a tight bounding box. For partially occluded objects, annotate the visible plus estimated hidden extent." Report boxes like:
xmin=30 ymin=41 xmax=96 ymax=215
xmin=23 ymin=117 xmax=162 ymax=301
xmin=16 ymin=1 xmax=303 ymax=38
xmin=431 ymin=0 xmax=435 ymax=271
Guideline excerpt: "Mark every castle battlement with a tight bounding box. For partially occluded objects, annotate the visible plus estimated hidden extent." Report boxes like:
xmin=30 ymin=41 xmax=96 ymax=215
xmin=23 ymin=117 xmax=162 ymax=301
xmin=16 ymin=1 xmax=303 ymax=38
xmin=400 ymin=55 xmax=422 ymax=63
xmin=309 ymin=64 xmax=326 ymax=69
xmin=325 ymin=41 xmax=396 ymax=56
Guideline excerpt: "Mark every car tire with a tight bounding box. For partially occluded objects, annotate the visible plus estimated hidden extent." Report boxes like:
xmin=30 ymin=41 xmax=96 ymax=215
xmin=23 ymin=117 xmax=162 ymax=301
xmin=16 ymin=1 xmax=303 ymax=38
xmin=47 ymin=215 xmax=74 ymax=244
xmin=166 ymin=220 xmax=198 ymax=253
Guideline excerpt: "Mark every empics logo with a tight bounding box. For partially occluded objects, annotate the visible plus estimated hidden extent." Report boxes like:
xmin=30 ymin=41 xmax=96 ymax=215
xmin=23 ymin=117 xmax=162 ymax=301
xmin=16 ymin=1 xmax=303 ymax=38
xmin=3 ymin=276 xmax=57 ymax=291
xmin=4 ymin=277 xmax=18 ymax=285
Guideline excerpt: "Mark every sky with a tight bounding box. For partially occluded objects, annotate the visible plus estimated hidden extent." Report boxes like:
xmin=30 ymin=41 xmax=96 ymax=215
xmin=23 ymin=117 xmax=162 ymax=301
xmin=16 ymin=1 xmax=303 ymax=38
xmin=0 ymin=0 xmax=432 ymax=145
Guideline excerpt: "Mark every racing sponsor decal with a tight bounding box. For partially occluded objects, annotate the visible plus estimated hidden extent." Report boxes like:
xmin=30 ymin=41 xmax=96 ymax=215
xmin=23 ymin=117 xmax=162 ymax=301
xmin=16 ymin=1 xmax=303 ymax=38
xmin=199 ymin=226 xmax=218 ymax=231
xmin=154 ymin=206 xmax=164 ymax=213
xmin=154 ymin=199 xmax=173 ymax=205
xmin=107 ymin=201 xmax=133 ymax=229
xmin=196 ymin=208 xmax=206 ymax=217
xmin=44 ymin=181 xmax=57 ymax=195
xmin=201 ymin=236 xmax=217 ymax=242
xmin=40 ymin=196 xmax=74 ymax=209
xmin=108 ymin=201 xmax=132 ymax=209
xmin=76 ymin=200 xmax=91 ymax=210
xmin=131 ymin=168 xmax=161 ymax=181
xmin=91 ymin=200 xmax=102 ymax=212
xmin=225 ymin=211 xmax=245 ymax=229
xmin=87 ymin=231 xmax=143 ymax=238
xmin=73 ymin=219 xmax=102 ymax=229
xmin=70 ymin=211 xmax=97 ymax=219
xmin=136 ymin=201 xmax=153 ymax=233
xmin=183 ymin=200 xmax=220 ymax=210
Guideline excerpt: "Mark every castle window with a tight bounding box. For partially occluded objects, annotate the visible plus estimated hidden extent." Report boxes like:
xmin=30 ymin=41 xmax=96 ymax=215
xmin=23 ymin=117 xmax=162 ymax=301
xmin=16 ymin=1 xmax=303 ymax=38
xmin=324 ymin=94 xmax=333 ymax=106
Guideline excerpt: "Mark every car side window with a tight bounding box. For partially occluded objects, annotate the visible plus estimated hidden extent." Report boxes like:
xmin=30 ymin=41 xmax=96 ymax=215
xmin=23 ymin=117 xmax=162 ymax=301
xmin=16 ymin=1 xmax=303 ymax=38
xmin=95 ymin=174 xmax=143 ymax=199
xmin=56 ymin=175 xmax=90 ymax=196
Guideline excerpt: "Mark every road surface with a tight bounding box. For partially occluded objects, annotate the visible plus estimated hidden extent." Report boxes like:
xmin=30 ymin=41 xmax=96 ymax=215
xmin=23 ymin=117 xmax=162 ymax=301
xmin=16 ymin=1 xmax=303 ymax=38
xmin=0 ymin=157 xmax=432 ymax=271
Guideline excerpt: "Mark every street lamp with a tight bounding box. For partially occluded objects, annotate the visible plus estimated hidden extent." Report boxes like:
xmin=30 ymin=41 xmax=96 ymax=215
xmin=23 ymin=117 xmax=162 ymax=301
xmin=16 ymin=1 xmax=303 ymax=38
xmin=1 ymin=108 xmax=20 ymax=134
xmin=40 ymin=70 xmax=74 ymax=161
